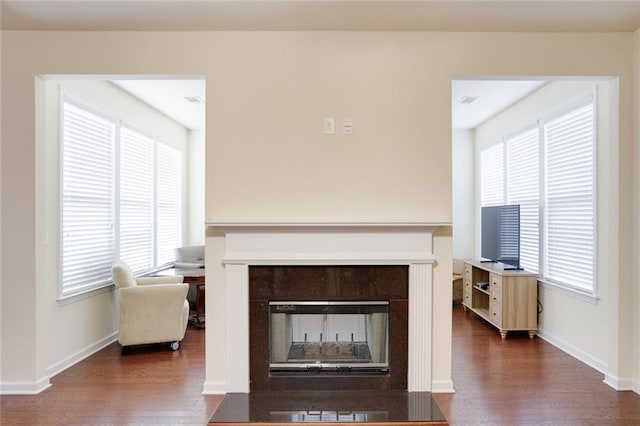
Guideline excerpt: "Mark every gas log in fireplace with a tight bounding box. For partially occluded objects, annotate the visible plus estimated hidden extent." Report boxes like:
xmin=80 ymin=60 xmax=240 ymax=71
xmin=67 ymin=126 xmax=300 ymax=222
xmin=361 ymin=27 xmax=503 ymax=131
xmin=249 ymin=265 xmax=408 ymax=391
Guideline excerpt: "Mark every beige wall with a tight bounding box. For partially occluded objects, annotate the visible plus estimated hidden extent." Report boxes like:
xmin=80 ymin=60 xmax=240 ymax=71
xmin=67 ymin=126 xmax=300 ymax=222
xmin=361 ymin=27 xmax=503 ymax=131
xmin=0 ymin=30 xmax=636 ymax=394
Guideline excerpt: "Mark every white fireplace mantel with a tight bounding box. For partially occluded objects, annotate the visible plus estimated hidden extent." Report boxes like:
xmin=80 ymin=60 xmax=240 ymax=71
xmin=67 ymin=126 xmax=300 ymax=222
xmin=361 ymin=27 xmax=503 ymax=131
xmin=205 ymin=221 xmax=447 ymax=393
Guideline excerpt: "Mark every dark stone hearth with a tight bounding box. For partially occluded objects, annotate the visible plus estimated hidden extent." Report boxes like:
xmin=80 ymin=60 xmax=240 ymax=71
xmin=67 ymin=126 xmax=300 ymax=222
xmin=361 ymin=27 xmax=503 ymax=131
xmin=209 ymin=390 xmax=447 ymax=425
xmin=249 ymin=265 xmax=409 ymax=391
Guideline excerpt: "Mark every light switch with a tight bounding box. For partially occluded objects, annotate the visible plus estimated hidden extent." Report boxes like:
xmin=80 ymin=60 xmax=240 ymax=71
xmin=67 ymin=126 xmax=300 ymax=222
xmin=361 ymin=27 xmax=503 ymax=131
xmin=343 ymin=118 xmax=353 ymax=135
xmin=324 ymin=118 xmax=335 ymax=135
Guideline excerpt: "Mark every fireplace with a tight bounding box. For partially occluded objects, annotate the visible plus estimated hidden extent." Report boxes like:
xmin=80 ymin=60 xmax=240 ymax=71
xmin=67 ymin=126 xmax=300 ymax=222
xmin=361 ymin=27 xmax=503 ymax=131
xmin=250 ymin=265 xmax=407 ymax=390
xmin=208 ymin=223 xmax=441 ymax=394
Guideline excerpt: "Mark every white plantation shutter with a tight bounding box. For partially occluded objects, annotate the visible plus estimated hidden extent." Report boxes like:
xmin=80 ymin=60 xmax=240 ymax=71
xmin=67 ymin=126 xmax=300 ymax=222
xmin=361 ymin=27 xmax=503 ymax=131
xmin=60 ymin=94 xmax=184 ymax=298
xmin=543 ymin=102 xmax=595 ymax=292
xmin=119 ymin=127 xmax=154 ymax=273
xmin=61 ymin=101 xmax=115 ymax=295
xmin=156 ymin=143 xmax=182 ymax=266
xmin=506 ymin=128 xmax=539 ymax=273
xmin=480 ymin=143 xmax=504 ymax=207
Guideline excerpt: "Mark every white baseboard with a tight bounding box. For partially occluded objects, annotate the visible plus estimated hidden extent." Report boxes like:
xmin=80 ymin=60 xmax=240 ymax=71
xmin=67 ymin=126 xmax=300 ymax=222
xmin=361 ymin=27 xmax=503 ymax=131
xmin=46 ymin=332 xmax=118 ymax=379
xmin=537 ymin=329 xmax=640 ymax=396
xmin=536 ymin=328 xmax=608 ymax=374
xmin=430 ymin=379 xmax=455 ymax=393
xmin=203 ymin=380 xmax=227 ymax=395
xmin=0 ymin=377 xmax=51 ymax=395
xmin=536 ymin=328 xmax=640 ymax=394
xmin=1 ymin=333 xmax=117 ymax=395
xmin=603 ymin=374 xmax=634 ymax=392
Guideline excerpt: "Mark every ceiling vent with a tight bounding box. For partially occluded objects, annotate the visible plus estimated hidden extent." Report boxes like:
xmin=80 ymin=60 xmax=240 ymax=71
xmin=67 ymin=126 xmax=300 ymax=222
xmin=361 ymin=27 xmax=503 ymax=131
xmin=458 ymin=96 xmax=479 ymax=104
xmin=184 ymin=95 xmax=205 ymax=104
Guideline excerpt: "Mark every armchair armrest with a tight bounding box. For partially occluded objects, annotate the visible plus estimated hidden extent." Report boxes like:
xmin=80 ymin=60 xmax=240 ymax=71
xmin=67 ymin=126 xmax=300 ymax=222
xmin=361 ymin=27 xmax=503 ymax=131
xmin=136 ymin=275 xmax=183 ymax=285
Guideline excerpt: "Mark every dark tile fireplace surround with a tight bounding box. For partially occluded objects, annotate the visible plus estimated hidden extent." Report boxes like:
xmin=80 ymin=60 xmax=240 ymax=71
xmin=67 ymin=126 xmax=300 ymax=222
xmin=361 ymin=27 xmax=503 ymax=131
xmin=249 ymin=265 xmax=409 ymax=391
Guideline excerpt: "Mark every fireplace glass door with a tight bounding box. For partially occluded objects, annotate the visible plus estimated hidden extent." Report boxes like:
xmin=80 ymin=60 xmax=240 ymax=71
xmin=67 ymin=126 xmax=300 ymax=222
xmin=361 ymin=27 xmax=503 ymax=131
xmin=269 ymin=301 xmax=389 ymax=374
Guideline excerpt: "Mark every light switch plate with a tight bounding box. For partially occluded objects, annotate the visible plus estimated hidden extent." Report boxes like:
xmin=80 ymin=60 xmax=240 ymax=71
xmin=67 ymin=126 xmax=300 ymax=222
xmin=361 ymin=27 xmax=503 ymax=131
xmin=324 ymin=118 xmax=335 ymax=135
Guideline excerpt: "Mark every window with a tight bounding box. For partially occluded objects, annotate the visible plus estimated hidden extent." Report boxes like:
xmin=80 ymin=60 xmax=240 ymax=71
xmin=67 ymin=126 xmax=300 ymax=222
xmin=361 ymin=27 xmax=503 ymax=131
xmin=61 ymin=94 xmax=183 ymax=298
xmin=479 ymin=95 xmax=595 ymax=295
xmin=156 ymin=143 xmax=182 ymax=266
xmin=119 ymin=126 xmax=154 ymax=273
xmin=61 ymin=102 xmax=116 ymax=294
xmin=480 ymin=143 xmax=504 ymax=207
xmin=543 ymin=103 xmax=595 ymax=292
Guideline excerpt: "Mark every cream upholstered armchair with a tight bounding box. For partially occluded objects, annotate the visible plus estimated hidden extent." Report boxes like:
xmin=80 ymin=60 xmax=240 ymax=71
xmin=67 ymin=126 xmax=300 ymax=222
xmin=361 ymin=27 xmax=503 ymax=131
xmin=112 ymin=261 xmax=190 ymax=350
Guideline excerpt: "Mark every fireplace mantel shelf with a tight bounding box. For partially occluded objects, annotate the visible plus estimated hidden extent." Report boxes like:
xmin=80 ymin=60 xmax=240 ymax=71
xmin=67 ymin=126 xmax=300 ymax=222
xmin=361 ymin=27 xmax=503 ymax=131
xmin=206 ymin=221 xmax=451 ymax=228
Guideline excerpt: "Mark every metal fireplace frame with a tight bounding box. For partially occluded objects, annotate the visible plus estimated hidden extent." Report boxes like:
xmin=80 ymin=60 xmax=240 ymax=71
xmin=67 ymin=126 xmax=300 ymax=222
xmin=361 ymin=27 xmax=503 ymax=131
xmin=269 ymin=301 xmax=390 ymax=374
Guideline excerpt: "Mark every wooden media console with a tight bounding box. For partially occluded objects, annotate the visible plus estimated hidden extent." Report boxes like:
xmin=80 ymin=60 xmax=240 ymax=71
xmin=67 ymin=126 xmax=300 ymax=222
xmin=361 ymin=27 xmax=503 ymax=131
xmin=462 ymin=260 xmax=538 ymax=339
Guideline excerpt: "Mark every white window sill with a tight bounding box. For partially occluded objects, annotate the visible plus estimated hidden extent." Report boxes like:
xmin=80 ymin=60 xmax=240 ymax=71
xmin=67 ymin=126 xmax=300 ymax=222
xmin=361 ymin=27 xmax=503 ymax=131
xmin=57 ymin=283 xmax=115 ymax=306
xmin=538 ymin=279 xmax=599 ymax=304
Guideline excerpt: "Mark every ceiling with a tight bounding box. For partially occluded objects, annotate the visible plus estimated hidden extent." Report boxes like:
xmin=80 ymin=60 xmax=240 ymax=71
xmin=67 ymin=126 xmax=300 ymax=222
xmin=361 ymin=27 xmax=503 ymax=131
xmin=6 ymin=1 xmax=635 ymax=130
xmin=111 ymin=79 xmax=206 ymax=130
xmin=2 ymin=1 xmax=639 ymax=32
xmin=452 ymin=79 xmax=547 ymax=129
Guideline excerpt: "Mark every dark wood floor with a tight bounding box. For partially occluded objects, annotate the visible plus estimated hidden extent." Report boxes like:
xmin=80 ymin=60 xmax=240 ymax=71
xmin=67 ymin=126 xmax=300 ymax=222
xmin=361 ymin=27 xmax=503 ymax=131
xmin=0 ymin=323 xmax=223 ymax=425
xmin=2 ymin=306 xmax=640 ymax=425
xmin=433 ymin=305 xmax=640 ymax=425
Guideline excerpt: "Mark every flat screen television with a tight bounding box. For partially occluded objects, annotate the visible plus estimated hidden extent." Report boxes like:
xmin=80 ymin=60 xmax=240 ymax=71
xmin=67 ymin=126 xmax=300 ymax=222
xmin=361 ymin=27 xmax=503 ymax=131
xmin=481 ymin=204 xmax=521 ymax=270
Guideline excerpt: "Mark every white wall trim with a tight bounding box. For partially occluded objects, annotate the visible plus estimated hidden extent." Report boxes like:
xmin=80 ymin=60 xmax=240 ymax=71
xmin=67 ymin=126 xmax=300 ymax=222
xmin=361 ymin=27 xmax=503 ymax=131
xmin=222 ymin=253 xmax=436 ymax=265
xmin=46 ymin=332 xmax=118 ymax=379
xmin=430 ymin=379 xmax=455 ymax=393
xmin=225 ymin=263 xmax=250 ymax=393
xmin=202 ymin=380 xmax=228 ymax=395
xmin=408 ymin=263 xmax=432 ymax=392
xmin=603 ymin=374 xmax=634 ymax=392
xmin=0 ymin=377 xmax=51 ymax=395
xmin=207 ymin=221 xmax=450 ymax=228
xmin=1 ymin=332 xmax=117 ymax=395
xmin=539 ymin=327 xmax=638 ymax=394
xmin=536 ymin=328 xmax=607 ymax=376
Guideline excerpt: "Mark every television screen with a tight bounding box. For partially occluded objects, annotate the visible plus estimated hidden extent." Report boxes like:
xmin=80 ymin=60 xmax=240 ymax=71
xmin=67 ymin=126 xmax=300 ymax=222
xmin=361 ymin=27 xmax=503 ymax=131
xmin=481 ymin=204 xmax=521 ymax=270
